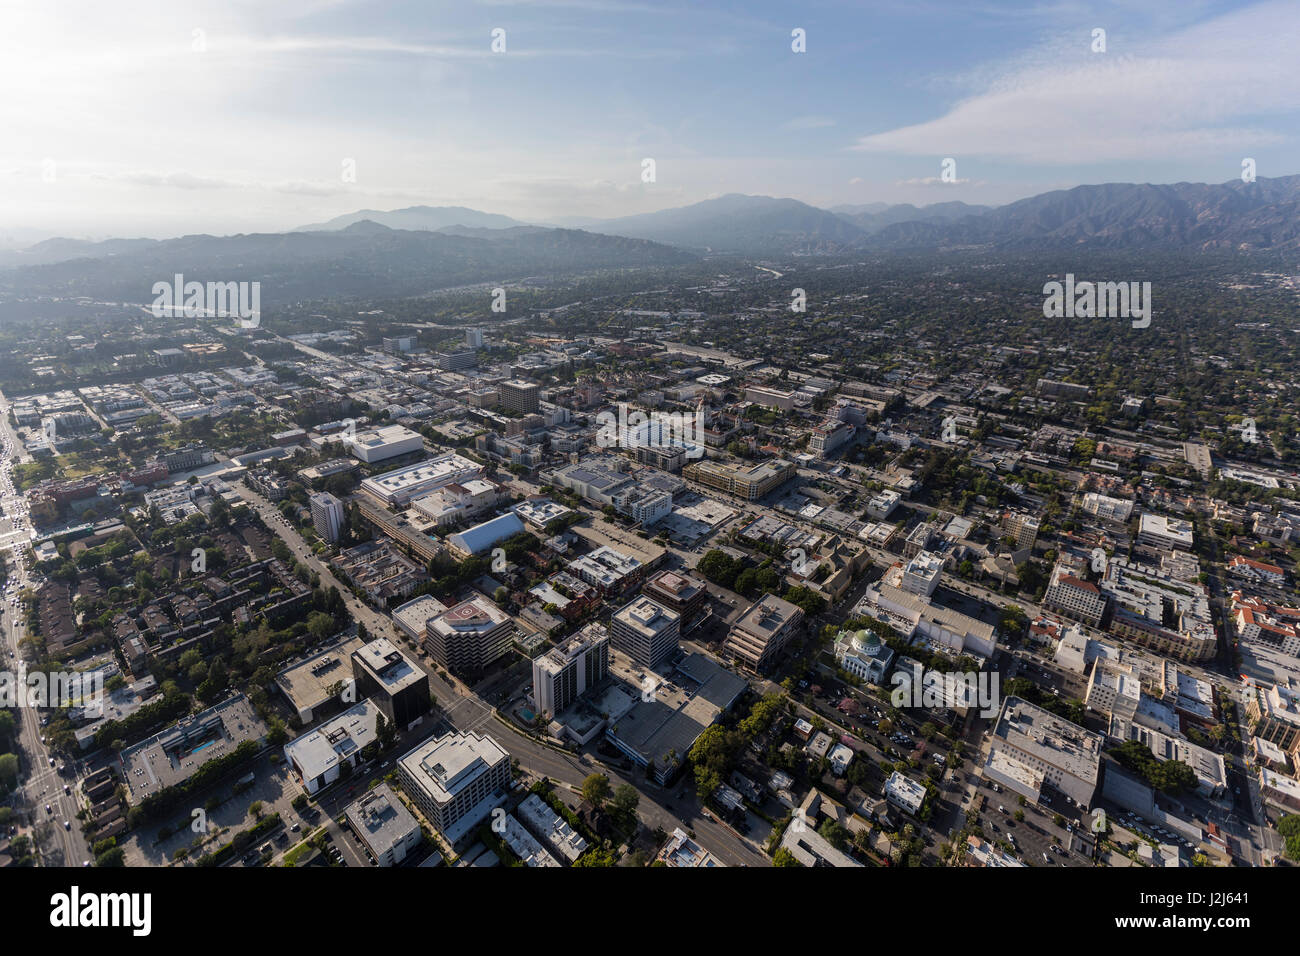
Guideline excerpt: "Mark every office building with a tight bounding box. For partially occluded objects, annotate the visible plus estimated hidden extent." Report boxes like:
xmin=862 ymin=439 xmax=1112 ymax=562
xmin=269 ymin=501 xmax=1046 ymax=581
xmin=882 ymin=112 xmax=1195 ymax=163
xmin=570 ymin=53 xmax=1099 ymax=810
xmin=283 ymin=700 xmax=381 ymax=795
xmin=683 ymin=457 xmax=796 ymax=501
xmin=426 ymin=596 xmax=514 ymax=678
xmin=642 ymin=569 xmax=708 ymax=627
xmin=499 ymin=379 xmax=541 ymax=414
xmin=532 ymin=624 xmax=610 ymax=719
xmin=610 ymin=597 xmax=680 ymax=670
xmin=723 ymin=593 xmax=804 ymax=673
xmin=898 ymin=551 xmax=943 ymax=598
xmin=351 ymin=637 xmax=432 ymax=731
xmin=398 ymin=731 xmax=511 ymax=846
xmin=345 ymin=784 xmax=422 ymax=866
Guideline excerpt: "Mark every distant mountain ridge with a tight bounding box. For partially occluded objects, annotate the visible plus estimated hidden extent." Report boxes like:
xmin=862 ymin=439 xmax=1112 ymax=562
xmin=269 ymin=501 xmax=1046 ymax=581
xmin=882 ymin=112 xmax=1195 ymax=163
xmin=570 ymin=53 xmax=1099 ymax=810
xmin=294 ymin=204 xmax=529 ymax=233
xmin=0 ymin=224 xmax=696 ymax=304
xmin=866 ymin=176 xmax=1300 ymax=251
xmin=8 ymin=175 xmax=1300 ymax=295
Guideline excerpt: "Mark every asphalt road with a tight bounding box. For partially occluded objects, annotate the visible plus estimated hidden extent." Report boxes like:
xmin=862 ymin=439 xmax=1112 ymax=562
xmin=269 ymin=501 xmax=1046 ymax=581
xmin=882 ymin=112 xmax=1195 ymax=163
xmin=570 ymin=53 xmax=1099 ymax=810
xmin=237 ymin=483 xmax=768 ymax=865
xmin=0 ymin=400 xmax=91 ymax=867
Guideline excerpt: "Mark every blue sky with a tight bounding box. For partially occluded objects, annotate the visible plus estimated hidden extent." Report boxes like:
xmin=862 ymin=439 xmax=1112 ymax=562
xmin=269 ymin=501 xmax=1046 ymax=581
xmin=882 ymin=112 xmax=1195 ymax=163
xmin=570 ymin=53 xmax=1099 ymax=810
xmin=2 ymin=0 xmax=1297 ymax=238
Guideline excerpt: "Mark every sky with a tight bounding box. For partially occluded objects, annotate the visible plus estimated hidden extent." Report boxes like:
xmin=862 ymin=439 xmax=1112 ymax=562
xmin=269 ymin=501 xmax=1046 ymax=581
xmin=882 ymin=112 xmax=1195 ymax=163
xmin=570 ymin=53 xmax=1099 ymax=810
xmin=1 ymin=0 xmax=1297 ymax=240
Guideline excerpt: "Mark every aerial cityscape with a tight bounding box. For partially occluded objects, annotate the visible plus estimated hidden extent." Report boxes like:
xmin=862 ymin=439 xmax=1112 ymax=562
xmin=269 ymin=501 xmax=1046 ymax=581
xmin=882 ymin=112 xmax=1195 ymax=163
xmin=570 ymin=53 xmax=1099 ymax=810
xmin=0 ymin=0 xmax=1292 ymax=930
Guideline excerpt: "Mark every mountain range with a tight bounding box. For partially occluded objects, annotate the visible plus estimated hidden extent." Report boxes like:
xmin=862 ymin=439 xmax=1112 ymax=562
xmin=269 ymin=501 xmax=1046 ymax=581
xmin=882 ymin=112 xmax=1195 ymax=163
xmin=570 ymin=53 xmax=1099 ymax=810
xmin=5 ymin=175 xmax=1300 ymax=303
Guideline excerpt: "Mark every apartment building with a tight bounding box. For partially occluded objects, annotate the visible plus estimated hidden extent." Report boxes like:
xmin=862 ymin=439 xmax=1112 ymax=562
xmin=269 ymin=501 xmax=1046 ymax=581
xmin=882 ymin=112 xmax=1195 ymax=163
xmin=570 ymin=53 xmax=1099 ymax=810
xmin=309 ymin=491 xmax=345 ymax=543
xmin=1001 ymin=511 xmax=1040 ymax=549
xmin=1043 ymin=561 xmax=1107 ymax=627
xmin=683 ymin=457 xmax=796 ymax=501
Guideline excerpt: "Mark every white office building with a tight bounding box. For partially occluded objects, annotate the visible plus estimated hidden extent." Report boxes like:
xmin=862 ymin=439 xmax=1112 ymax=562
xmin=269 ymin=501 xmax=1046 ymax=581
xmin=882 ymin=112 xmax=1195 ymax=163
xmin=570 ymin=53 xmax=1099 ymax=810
xmin=398 ymin=731 xmax=511 ymax=846
xmin=344 ymin=424 xmax=425 ymax=463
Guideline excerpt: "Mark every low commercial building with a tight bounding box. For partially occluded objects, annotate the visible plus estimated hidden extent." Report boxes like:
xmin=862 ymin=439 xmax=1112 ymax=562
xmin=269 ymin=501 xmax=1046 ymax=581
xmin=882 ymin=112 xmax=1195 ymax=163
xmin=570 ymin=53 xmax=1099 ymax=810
xmin=445 ymin=512 xmax=526 ymax=558
xmin=275 ymin=637 xmax=368 ymax=724
xmin=283 ymin=700 xmax=381 ymax=795
xmin=391 ymin=594 xmax=449 ymax=643
xmin=605 ymin=652 xmax=746 ymax=784
xmin=344 ymin=424 xmax=425 ymax=463
xmin=1138 ymin=513 xmax=1195 ymax=552
xmin=983 ymin=696 xmax=1103 ymax=807
xmin=359 ymin=453 xmax=482 ymax=507
xmin=345 ymin=784 xmax=422 ymax=866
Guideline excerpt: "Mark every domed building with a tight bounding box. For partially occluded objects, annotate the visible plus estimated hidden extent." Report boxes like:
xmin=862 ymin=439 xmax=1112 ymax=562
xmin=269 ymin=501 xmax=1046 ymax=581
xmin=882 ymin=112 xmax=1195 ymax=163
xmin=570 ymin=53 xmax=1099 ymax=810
xmin=833 ymin=627 xmax=895 ymax=684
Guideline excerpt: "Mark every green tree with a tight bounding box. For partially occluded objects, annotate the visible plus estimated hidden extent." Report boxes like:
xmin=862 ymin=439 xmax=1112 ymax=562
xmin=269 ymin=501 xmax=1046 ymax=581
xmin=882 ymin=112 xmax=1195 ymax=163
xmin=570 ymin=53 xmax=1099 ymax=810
xmin=581 ymin=773 xmax=611 ymax=808
xmin=772 ymin=846 xmax=803 ymax=867
xmin=610 ymin=784 xmax=640 ymax=828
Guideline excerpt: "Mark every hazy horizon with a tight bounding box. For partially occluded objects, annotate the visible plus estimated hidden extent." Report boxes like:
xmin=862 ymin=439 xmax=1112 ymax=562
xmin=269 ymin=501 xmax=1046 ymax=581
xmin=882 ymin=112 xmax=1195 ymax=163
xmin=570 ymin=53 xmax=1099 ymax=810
xmin=3 ymin=0 xmax=1299 ymax=240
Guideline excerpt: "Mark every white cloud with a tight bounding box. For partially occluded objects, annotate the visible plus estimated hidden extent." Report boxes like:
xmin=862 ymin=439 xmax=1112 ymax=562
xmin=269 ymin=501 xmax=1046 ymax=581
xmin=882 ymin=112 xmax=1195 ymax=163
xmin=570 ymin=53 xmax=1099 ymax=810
xmin=851 ymin=0 xmax=1300 ymax=164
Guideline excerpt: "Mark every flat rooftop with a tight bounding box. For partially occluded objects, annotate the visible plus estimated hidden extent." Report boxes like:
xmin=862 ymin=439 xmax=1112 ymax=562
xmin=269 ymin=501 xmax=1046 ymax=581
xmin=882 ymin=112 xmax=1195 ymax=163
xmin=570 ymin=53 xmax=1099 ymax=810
xmin=606 ymin=650 xmax=746 ymax=773
xmin=283 ymin=700 xmax=381 ymax=782
xmin=353 ymin=637 xmax=425 ymax=694
xmin=276 ymin=636 xmax=368 ymax=714
xmin=121 ymin=695 xmax=266 ymax=804
xmin=991 ymin=696 xmax=1102 ymax=784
